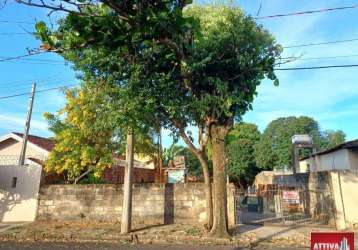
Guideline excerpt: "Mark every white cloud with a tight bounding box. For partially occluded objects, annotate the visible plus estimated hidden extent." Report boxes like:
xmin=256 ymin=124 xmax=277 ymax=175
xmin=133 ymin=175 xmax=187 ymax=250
xmin=0 ymin=114 xmax=49 ymax=133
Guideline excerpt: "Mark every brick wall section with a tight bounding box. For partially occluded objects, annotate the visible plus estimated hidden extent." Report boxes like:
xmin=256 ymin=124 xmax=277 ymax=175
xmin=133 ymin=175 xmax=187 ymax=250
xmin=37 ymin=183 xmax=236 ymax=227
xmin=102 ymin=166 xmax=155 ymax=184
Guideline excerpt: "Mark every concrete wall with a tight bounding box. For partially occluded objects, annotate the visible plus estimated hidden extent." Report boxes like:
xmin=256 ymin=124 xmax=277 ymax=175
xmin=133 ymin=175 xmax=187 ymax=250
xmin=0 ymin=165 xmax=42 ymax=222
xmin=330 ymin=171 xmax=358 ymax=229
xmin=37 ymin=183 xmax=236 ymax=227
xmin=307 ymin=172 xmax=335 ymax=225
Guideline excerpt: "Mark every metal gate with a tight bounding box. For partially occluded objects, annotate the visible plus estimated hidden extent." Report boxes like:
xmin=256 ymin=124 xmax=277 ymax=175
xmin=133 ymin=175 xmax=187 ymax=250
xmin=235 ymin=187 xmax=334 ymax=226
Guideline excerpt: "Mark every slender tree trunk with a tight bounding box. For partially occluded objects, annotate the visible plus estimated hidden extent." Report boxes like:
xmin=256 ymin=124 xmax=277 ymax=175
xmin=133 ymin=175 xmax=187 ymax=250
xmin=209 ymin=124 xmax=230 ymax=238
xmin=197 ymin=154 xmax=213 ymax=229
xmin=121 ymin=131 xmax=134 ymax=234
xmin=178 ymin=127 xmax=213 ymax=230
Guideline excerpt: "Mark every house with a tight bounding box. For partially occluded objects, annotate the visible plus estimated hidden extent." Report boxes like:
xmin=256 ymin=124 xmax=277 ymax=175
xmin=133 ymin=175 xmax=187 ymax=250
xmin=0 ymin=132 xmax=157 ymax=184
xmin=300 ymin=139 xmax=358 ymax=172
xmin=253 ymin=139 xmax=358 ymax=230
xmin=0 ymin=132 xmax=54 ymax=166
xmin=299 ymin=139 xmax=358 ymax=230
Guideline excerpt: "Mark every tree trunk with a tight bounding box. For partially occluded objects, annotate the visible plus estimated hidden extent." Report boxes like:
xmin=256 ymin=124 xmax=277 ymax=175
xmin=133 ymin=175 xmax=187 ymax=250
xmin=197 ymin=154 xmax=213 ymax=230
xmin=209 ymin=124 xmax=230 ymax=238
xmin=177 ymin=127 xmax=213 ymax=230
xmin=121 ymin=131 xmax=134 ymax=234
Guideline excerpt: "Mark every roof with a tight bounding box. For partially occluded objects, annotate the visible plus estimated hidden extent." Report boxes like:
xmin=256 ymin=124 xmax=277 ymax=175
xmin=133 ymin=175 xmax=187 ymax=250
xmin=0 ymin=132 xmax=55 ymax=154
xmin=12 ymin=132 xmax=55 ymax=152
xmin=301 ymin=139 xmax=358 ymax=160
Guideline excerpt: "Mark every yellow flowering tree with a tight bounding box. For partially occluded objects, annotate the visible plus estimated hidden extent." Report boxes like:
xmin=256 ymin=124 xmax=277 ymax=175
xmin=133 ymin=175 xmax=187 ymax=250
xmin=45 ymin=84 xmax=117 ymax=182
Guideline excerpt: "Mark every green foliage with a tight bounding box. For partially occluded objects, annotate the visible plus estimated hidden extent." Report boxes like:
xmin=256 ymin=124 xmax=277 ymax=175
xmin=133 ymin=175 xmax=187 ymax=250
xmin=182 ymin=5 xmax=282 ymax=125
xmin=45 ymin=84 xmax=118 ymax=181
xmin=79 ymin=172 xmax=105 ymax=184
xmin=320 ymin=129 xmax=346 ymax=149
xmin=163 ymin=144 xmax=202 ymax=176
xmin=163 ymin=144 xmax=185 ymax=166
xmin=34 ymin=3 xmax=281 ymax=137
xmin=255 ymin=116 xmax=346 ymax=170
xmin=226 ymin=123 xmax=261 ymax=186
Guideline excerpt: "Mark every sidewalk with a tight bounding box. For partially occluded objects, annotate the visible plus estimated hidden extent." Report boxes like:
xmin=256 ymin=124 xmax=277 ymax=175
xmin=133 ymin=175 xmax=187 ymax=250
xmin=0 ymin=220 xmax=354 ymax=249
xmin=0 ymin=222 xmax=31 ymax=233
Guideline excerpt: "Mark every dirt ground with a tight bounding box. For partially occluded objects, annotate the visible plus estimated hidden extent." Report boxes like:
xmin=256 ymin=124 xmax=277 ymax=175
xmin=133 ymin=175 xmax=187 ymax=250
xmin=0 ymin=221 xmax=346 ymax=249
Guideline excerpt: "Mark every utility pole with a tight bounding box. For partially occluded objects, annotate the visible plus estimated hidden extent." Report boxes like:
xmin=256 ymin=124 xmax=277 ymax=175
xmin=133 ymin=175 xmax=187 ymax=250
xmin=121 ymin=130 xmax=134 ymax=234
xmin=19 ymin=83 xmax=36 ymax=166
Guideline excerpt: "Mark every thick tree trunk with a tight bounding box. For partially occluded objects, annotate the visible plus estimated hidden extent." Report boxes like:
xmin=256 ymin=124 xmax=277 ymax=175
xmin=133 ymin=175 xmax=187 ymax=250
xmin=197 ymin=154 xmax=213 ymax=229
xmin=121 ymin=131 xmax=134 ymax=234
xmin=209 ymin=124 xmax=230 ymax=238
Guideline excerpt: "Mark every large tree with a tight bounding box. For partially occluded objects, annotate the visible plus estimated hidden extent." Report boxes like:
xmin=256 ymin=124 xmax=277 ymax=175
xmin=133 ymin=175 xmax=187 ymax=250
xmin=18 ymin=1 xmax=281 ymax=237
xmin=255 ymin=116 xmax=346 ymax=170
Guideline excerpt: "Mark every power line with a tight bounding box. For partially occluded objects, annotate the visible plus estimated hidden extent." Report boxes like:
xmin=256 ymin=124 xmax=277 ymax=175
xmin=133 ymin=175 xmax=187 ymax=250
xmin=0 ymin=84 xmax=78 ymax=100
xmin=283 ymin=38 xmax=358 ymax=49
xmin=0 ymin=57 xmax=68 ymax=63
xmin=0 ymin=32 xmax=31 ymax=35
xmin=0 ymin=20 xmax=35 ymax=25
xmin=275 ymin=64 xmax=358 ymax=71
xmin=256 ymin=3 xmax=358 ymax=19
xmin=1 ymin=60 xmax=70 ymax=66
xmin=0 ymin=51 xmax=48 ymax=62
xmin=281 ymin=54 xmax=358 ymax=61
xmin=0 ymin=73 xmax=66 ymax=86
xmin=2 ymin=78 xmax=77 ymax=92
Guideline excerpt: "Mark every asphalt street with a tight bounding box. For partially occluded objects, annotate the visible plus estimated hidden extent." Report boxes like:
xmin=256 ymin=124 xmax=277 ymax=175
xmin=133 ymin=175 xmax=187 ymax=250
xmin=0 ymin=242 xmax=308 ymax=250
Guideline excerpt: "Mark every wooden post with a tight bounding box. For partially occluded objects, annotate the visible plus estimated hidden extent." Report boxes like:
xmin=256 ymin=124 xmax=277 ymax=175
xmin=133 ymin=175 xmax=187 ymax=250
xmin=121 ymin=131 xmax=134 ymax=234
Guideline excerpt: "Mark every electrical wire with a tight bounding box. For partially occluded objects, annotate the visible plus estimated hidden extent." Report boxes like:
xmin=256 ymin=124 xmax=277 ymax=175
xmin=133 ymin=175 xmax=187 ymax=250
xmin=0 ymin=51 xmax=48 ymax=62
xmin=0 ymin=73 xmax=69 ymax=86
xmin=283 ymin=38 xmax=358 ymax=49
xmin=2 ymin=78 xmax=77 ymax=92
xmin=0 ymin=32 xmax=31 ymax=35
xmin=0 ymin=84 xmax=78 ymax=100
xmin=256 ymin=3 xmax=358 ymax=19
xmin=275 ymin=64 xmax=358 ymax=70
xmin=280 ymin=54 xmax=358 ymax=61
xmin=0 ymin=20 xmax=35 ymax=25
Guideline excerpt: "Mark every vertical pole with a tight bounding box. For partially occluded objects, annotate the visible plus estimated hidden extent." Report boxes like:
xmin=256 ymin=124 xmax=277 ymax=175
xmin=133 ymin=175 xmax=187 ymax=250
xmin=157 ymin=127 xmax=162 ymax=183
xmin=19 ymin=82 xmax=36 ymax=166
xmin=121 ymin=130 xmax=134 ymax=234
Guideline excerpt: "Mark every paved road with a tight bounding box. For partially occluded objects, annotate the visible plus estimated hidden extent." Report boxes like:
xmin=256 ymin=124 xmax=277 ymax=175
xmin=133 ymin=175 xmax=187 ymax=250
xmin=0 ymin=242 xmax=308 ymax=250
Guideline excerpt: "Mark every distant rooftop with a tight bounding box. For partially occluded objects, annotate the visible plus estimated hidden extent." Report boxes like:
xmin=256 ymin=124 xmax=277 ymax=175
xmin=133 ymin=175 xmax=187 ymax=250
xmin=301 ymin=139 xmax=358 ymax=160
xmin=12 ymin=132 xmax=55 ymax=152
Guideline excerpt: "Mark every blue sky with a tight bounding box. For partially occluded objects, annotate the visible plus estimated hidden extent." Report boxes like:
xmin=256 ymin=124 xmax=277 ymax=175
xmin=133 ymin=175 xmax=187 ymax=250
xmin=0 ymin=0 xmax=358 ymax=148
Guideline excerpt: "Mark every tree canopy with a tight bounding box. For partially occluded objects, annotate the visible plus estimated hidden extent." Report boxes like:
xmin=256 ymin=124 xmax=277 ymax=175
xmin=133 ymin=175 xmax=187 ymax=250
xmin=45 ymin=82 xmax=159 ymax=182
xmin=226 ymin=122 xmax=261 ymax=188
xmin=255 ymin=116 xmax=346 ymax=170
xmin=45 ymin=84 xmax=117 ymax=181
xmin=28 ymin=1 xmax=282 ymax=237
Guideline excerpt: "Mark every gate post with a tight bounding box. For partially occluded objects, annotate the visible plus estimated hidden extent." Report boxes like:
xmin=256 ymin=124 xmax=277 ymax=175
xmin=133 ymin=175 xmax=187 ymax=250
xmin=227 ymin=184 xmax=236 ymax=229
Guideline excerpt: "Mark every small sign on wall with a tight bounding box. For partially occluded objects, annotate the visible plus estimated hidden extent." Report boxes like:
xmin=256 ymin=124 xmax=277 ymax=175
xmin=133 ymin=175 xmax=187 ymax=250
xmin=311 ymin=232 xmax=354 ymax=250
xmin=282 ymin=190 xmax=300 ymax=204
xmin=168 ymin=169 xmax=185 ymax=183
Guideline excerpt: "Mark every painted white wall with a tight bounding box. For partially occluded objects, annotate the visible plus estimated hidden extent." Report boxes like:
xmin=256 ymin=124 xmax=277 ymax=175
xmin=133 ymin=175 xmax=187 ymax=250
xmin=298 ymin=159 xmax=309 ymax=173
xmin=0 ymin=165 xmax=42 ymax=222
xmin=330 ymin=171 xmax=358 ymax=230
